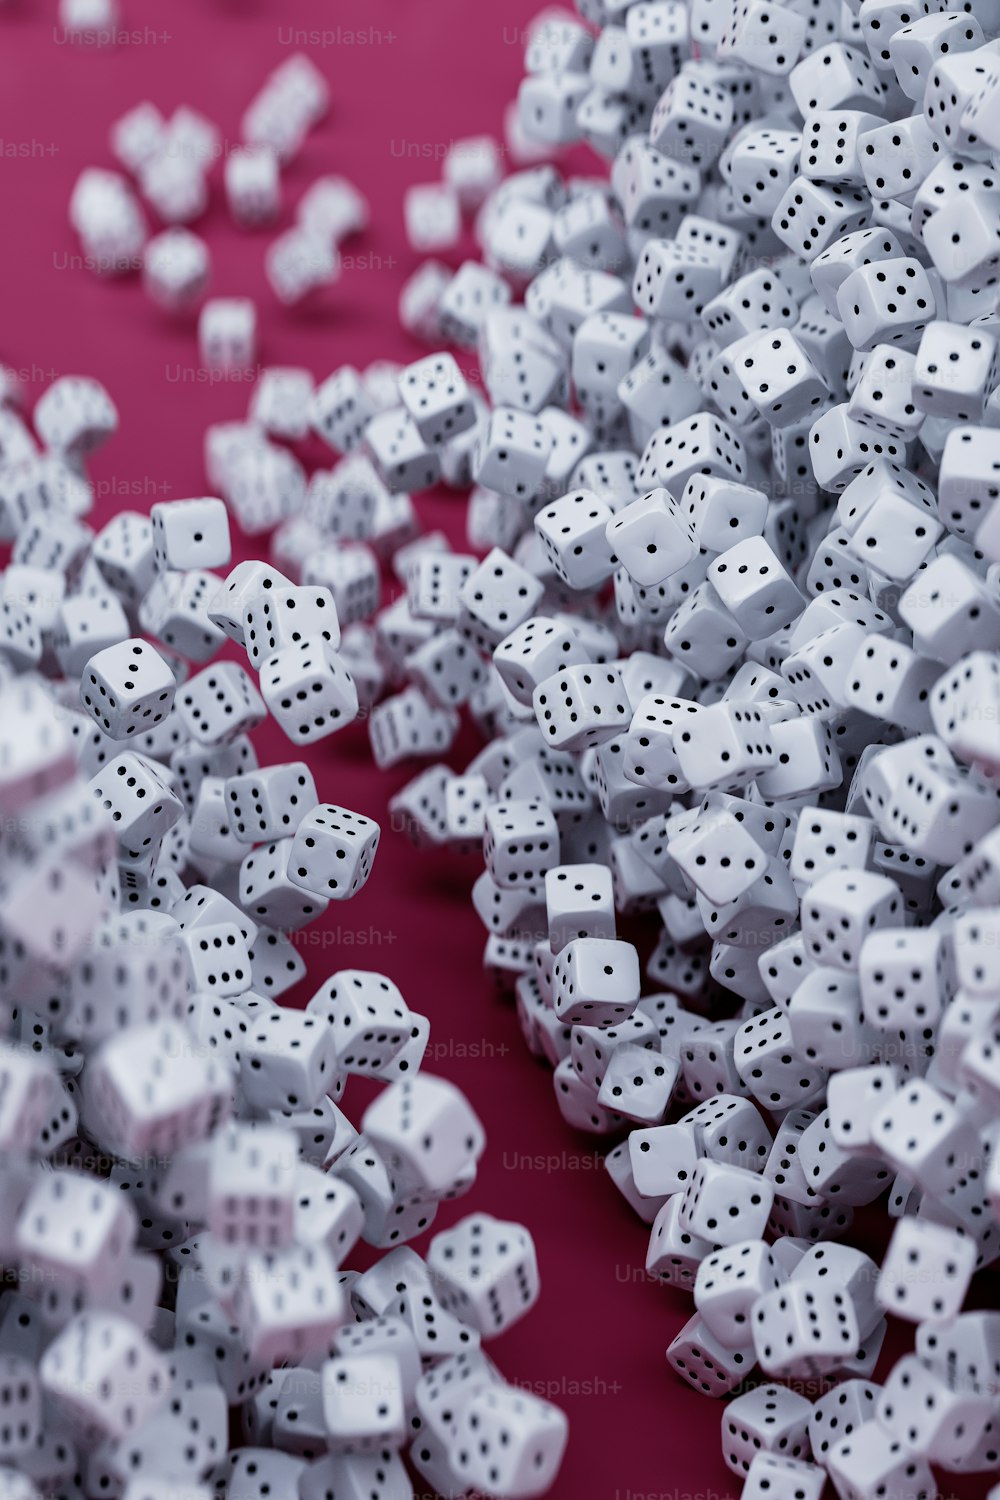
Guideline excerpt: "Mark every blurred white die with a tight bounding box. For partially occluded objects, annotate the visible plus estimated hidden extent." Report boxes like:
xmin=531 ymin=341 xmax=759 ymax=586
xmin=199 ymin=298 xmax=257 ymax=372
xmin=143 ymin=228 xmax=210 ymax=312
xmin=362 ymin=1074 xmax=485 ymax=1195
xmin=365 ymin=409 xmax=441 ymax=493
xmin=475 ymin=407 xmax=553 ymax=500
xmin=877 ymin=1352 xmax=994 ymax=1466
xmin=452 ymin=1384 xmax=568 ymax=1500
xmin=249 ymin=367 xmax=315 ymax=442
xmin=139 ymin=151 xmax=208 ymax=225
xmin=826 ymin=1420 xmax=935 ymax=1500
xmin=404 ymin=183 xmax=462 ymax=253
xmin=34 ymin=376 xmax=117 ymax=458
xmin=310 ymin=368 xmax=376 ymax=454
xmin=444 ymin=136 xmax=502 ymax=208
xmin=266 ymin=227 xmax=338 ymax=305
xmin=110 ymin=100 xmax=165 ymax=172
xmin=321 ymin=1353 xmax=407 ymax=1453
xmin=40 ymin=1313 xmax=168 ymax=1443
xmin=60 ymin=0 xmax=117 ymax=40
xmin=876 ymin=1218 xmax=977 ymax=1324
xmin=298 ymin=175 xmax=369 ymax=244
xmin=225 ymin=145 xmax=280 ymax=227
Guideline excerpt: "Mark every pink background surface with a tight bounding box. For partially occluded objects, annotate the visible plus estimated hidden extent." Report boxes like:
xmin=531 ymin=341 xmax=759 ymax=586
xmin=0 ymin=5 xmax=986 ymax=1499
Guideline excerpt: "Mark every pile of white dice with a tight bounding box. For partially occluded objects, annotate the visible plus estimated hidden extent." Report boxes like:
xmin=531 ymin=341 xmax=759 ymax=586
xmin=0 ymin=371 xmax=569 ymax=1500
xmin=217 ymin=6 xmax=1000 ymax=1500
xmin=29 ymin=0 xmax=1000 ymax=1495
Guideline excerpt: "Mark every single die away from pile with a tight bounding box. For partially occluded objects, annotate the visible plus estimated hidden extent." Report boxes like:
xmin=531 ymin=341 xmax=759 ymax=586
xmin=15 ymin=0 xmax=1000 ymax=1498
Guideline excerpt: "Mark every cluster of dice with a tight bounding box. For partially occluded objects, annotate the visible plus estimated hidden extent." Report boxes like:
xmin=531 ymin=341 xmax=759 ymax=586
xmin=71 ymin=52 xmax=367 ymax=323
xmin=30 ymin=0 xmax=1000 ymax=1493
xmin=0 ymin=364 xmax=571 ymax=1500
xmin=197 ymin=5 xmax=1000 ymax=1500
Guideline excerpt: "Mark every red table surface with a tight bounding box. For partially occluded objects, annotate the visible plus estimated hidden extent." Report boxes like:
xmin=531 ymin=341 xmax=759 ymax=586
xmin=0 ymin=6 xmax=989 ymax=1500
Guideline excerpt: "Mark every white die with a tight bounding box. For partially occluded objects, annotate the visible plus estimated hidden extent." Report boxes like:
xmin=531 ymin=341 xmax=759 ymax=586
xmin=34 ymin=375 xmax=117 ymax=457
xmin=552 ymin=936 xmax=640 ymax=1026
xmin=606 ymin=487 xmax=697 ymax=587
xmin=365 ymin=408 xmax=440 ymax=493
xmin=249 ymin=367 xmax=315 ymax=441
xmin=150 ymin=497 xmax=230 ymax=572
xmin=801 ymin=870 xmax=903 ymax=970
xmin=878 ymin=1352 xmax=994 ymax=1465
xmin=398 ymin=353 xmax=476 ymax=451
xmin=242 ymin=584 xmax=341 ymax=669
xmin=752 ymin=1281 xmax=860 ymax=1379
xmin=427 ymin=1213 xmax=540 ymax=1336
xmin=321 ymin=1353 xmax=407 ymax=1453
xmin=876 ymin=1217 xmax=977 ymax=1324
xmin=16 ymin=1169 xmax=135 ymax=1294
xmin=404 ymin=182 xmax=462 ymax=252
xmin=743 ymin=1456 xmax=825 ymax=1500
xmin=667 ymin=1311 xmax=755 ymax=1395
xmin=679 ymin=1159 xmax=774 ymax=1247
xmin=266 ymin=227 xmax=338 ymax=305
xmin=544 ymin=863 xmax=616 ymax=952
xmin=198 ymin=298 xmax=256 ymax=372
xmin=287 ymin=803 xmax=379 ymax=901
xmin=708 ymin=535 xmax=803 ymax=636
xmin=362 ymin=1074 xmax=485 ymax=1195
xmin=224 ymin=145 xmax=280 ymax=227
xmin=673 ymin=700 xmax=777 ymax=793
xmin=310 ymin=368 xmax=376 ymax=455
xmin=533 ymin=662 xmax=632 ymax=751
xmin=80 ymin=638 xmax=176 ymax=741
xmin=535 ymin=488 xmax=617 ymax=590
xmin=451 ymin=1384 xmax=568 ymax=1499
xmin=696 ymin=1245 xmax=786 ymax=1353
xmin=826 ymin=1420 xmax=935 ymax=1500
xmin=143 ymin=227 xmax=210 ymax=312
xmin=298 ymin=174 xmax=367 ymax=244
xmin=735 ymin=328 xmax=829 ymax=428
xmin=259 ymin=640 xmax=358 ymax=745
xmin=493 ymin=617 xmax=589 ymax=705
xmin=475 ymin=408 xmax=553 ymax=501
xmin=306 ymin=970 xmax=412 ymax=1077
xmin=206 ymin=1122 xmax=298 ymax=1249
xmin=40 ymin=1314 xmax=168 ymax=1443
